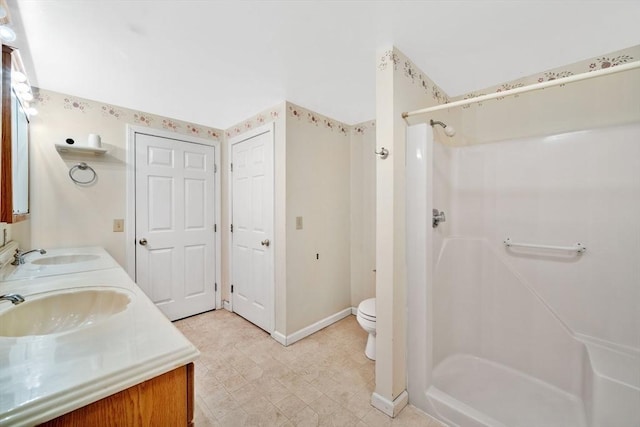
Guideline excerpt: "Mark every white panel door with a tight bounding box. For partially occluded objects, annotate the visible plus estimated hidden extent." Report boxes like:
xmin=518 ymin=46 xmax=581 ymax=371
xmin=135 ymin=133 xmax=216 ymax=320
xmin=231 ymin=129 xmax=274 ymax=332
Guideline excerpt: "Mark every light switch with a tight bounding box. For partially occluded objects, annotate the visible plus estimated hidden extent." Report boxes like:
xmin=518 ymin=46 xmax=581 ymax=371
xmin=113 ymin=219 xmax=124 ymax=232
xmin=296 ymin=216 xmax=303 ymax=230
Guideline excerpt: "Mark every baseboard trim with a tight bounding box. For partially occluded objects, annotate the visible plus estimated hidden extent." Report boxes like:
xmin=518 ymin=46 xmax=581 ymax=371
xmin=287 ymin=307 xmax=352 ymax=346
xmin=275 ymin=307 xmax=353 ymax=346
xmin=271 ymin=331 xmax=287 ymax=346
xmin=371 ymin=390 xmax=409 ymax=418
xmin=222 ymin=300 xmax=232 ymax=312
xmin=351 ymin=306 xmax=357 ymax=315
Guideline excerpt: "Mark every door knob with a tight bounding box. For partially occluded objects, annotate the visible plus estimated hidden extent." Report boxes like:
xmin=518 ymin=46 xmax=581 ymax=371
xmin=139 ymin=238 xmax=148 ymax=246
xmin=261 ymin=239 xmax=270 ymax=247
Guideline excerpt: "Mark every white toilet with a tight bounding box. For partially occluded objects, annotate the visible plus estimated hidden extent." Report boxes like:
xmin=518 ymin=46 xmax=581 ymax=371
xmin=356 ymin=298 xmax=376 ymax=360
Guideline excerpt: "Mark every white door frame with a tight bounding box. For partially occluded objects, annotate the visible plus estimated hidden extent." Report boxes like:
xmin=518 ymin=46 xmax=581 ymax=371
xmin=227 ymin=122 xmax=275 ymax=332
xmin=126 ymin=124 xmax=222 ymax=310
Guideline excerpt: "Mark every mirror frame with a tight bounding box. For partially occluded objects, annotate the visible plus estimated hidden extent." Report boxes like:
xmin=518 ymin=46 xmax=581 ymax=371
xmin=1 ymin=44 xmax=30 ymax=223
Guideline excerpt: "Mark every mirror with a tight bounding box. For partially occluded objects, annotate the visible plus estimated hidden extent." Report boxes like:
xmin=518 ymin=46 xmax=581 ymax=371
xmin=11 ymin=88 xmax=29 ymax=215
xmin=1 ymin=44 xmax=30 ymax=223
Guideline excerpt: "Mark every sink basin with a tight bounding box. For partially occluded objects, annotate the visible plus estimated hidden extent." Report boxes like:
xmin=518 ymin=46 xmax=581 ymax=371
xmin=31 ymin=254 xmax=100 ymax=266
xmin=0 ymin=288 xmax=133 ymax=337
xmin=0 ymin=246 xmax=121 ymax=281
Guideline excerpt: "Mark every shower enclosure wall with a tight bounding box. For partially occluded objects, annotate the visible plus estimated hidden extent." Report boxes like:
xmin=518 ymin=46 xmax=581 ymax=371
xmin=406 ymin=120 xmax=640 ymax=427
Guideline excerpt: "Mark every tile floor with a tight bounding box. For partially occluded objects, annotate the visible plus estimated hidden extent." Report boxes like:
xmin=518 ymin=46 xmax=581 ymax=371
xmin=175 ymin=310 xmax=445 ymax=426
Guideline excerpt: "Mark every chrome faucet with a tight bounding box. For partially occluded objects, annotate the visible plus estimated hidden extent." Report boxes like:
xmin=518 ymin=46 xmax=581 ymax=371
xmin=11 ymin=248 xmax=47 ymax=265
xmin=0 ymin=293 xmax=25 ymax=305
xmin=432 ymin=209 xmax=446 ymax=228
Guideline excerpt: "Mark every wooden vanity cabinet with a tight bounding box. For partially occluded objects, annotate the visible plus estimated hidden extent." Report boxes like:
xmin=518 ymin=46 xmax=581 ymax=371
xmin=39 ymin=363 xmax=194 ymax=427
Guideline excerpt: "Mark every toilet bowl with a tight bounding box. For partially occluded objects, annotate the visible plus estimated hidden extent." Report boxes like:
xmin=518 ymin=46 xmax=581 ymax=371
xmin=356 ymin=298 xmax=376 ymax=360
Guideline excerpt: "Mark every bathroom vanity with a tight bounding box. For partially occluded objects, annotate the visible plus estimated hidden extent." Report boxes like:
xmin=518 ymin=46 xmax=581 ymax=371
xmin=0 ymin=246 xmax=199 ymax=426
xmin=39 ymin=364 xmax=193 ymax=426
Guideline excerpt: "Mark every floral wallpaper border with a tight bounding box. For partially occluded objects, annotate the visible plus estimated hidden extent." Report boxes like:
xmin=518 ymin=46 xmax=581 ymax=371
xmin=225 ymin=104 xmax=284 ymax=138
xmin=454 ymin=46 xmax=639 ymax=108
xmin=226 ymin=103 xmax=375 ymax=139
xmin=34 ymin=88 xmax=224 ymax=141
xmin=35 ymin=91 xmax=376 ymax=144
xmin=352 ymin=120 xmax=376 ymax=136
xmin=380 ymin=45 xmax=639 ymax=110
xmin=286 ymin=102 xmax=350 ymax=136
xmin=379 ymin=48 xmax=450 ymax=105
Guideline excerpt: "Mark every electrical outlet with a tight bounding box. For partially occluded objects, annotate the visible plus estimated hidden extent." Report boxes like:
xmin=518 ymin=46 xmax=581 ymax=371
xmin=296 ymin=216 xmax=303 ymax=230
xmin=113 ymin=219 xmax=124 ymax=232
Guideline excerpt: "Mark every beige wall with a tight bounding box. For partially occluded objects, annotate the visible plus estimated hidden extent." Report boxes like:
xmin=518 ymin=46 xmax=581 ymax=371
xmin=375 ymin=46 xmax=449 ymax=405
xmin=350 ymin=120 xmax=376 ymax=307
xmin=28 ymin=89 xmax=222 ymax=267
xmin=5 ymin=220 xmax=30 ymax=249
xmin=227 ymin=104 xmax=379 ymax=338
xmin=451 ymin=67 xmax=640 ymax=145
xmin=27 ymin=88 xmax=370 ymax=340
xmin=424 ymin=44 xmax=640 ymax=145
xmin=284 ymin=103 xmax=352 ymax=334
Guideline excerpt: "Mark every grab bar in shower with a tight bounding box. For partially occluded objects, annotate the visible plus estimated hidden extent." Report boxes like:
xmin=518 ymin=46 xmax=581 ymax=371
xmin=504 ymin=238 xmax=586 ymax=255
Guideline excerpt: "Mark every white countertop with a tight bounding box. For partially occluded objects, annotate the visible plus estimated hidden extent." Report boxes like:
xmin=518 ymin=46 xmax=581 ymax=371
xmin=0 ymin=249 xmax=199 ymax=426
xmin=0 ymin=245 xmax=121 ymax=282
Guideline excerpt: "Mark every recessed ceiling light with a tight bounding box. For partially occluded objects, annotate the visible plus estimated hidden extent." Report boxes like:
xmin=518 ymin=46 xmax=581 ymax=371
xmin=0 ymin=25 xmax=15 ymax=42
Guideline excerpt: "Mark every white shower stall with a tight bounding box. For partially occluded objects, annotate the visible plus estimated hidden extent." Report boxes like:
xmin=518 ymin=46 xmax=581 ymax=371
xmin=405 ymin=92 xmax=640 ymax=426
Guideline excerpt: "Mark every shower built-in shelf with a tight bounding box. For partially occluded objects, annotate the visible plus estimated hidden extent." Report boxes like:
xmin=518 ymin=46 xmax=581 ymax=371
xmin=55 ymin=144 xmax=108 ymax=156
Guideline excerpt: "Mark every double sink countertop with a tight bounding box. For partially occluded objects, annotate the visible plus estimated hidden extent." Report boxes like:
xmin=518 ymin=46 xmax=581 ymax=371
xmin=0 ymin=245 xmax=199 ymax=426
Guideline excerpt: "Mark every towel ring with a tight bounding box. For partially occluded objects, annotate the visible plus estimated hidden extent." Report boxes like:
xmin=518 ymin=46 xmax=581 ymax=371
xmin=69 ymin=162 xmax=97 ymax=185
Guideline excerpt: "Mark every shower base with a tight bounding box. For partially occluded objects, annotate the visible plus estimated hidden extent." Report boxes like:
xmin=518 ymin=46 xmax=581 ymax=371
xmin=427 ymin=354 xmax=587 ymax=427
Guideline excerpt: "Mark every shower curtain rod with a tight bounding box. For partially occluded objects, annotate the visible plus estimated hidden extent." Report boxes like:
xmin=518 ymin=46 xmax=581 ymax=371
xmin=402 ymin=61 xmax=640 ymax=119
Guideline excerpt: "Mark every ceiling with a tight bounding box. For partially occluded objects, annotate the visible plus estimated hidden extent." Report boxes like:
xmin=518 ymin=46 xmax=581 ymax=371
xmin=8 ymin=1 xmax=640 ymax=129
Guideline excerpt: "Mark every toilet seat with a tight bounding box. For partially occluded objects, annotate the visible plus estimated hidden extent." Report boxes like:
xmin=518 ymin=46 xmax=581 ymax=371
xmin=358 ymin=311 xmax=376 ymax=322
xmin=357 ymin=298 xmax=376 ymax=321
xmin=356 ymin=298 xmax=376 ymax=360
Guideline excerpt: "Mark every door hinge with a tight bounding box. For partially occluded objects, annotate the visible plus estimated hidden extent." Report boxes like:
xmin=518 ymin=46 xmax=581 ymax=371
xmin=214 ymin=164 xmax=217 ymax=173
xmin=215 ymin=282 xmax=217 ymax=292
xmin=231 ymin=284 xmax=234 ymax=293
xmin=230 ymin=224 xmax=233 ymax=233
xmin=230 ymin=162 xmax=233 ymax=172
xmin=214 ymin=224 xmax=217 ymax=232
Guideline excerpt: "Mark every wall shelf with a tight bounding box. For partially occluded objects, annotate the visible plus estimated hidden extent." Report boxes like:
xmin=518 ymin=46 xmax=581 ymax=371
xmin=55 ymin=144 xmax=108 ymax=156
